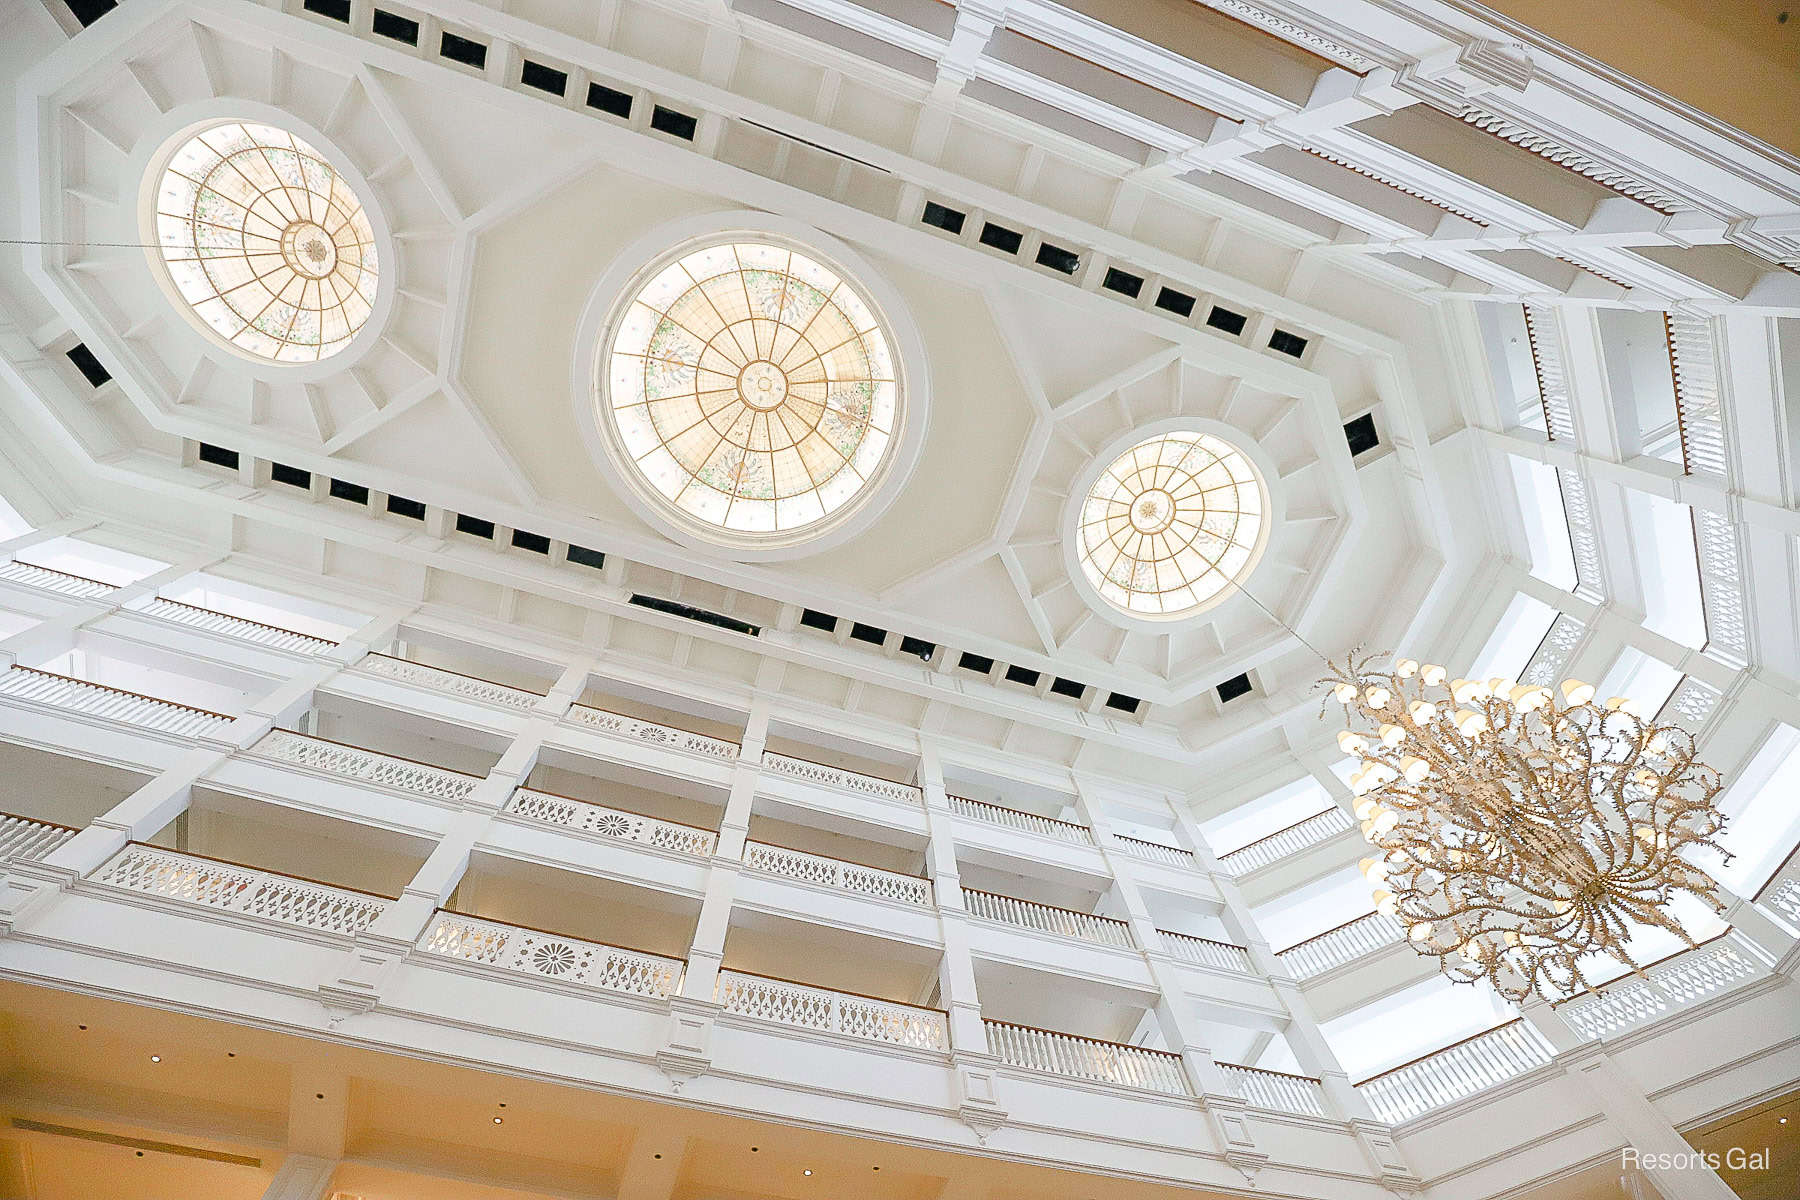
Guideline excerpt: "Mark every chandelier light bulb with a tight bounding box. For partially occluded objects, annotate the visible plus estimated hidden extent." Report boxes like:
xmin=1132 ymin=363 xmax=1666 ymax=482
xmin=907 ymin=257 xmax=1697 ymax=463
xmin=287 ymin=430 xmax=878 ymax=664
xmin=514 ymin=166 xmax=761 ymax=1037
xmin=1408 ymin=699 xmax=1438 ymax=725
xmin=1334 ymin=682 xmax=1359 ymax=704
xmin=1354 ymin=795 xmax=1380 ymax=820
xmin=1451 ymin=678 xmax=1490 ymax=704
xmin=1560 ymin=679 xmax=1596 ymax=706
xmin=1646 ymin=732 xmax=1669 ymax=755
xmin=1365 ymin=685 xmax=1392 ymax=709
xmin=1605 ymin=696 xmax=1642 ymax=716
xmin=1419 ymin=664 xmax=1448 ymax=686
xmin=1395 ymin=658 xmax=1419 ymax=677
xmin=1338 ymin=729 xmax=1367 ymax=755
xmin=1486 ymin=676 xmax=1516 ymax=697
xmin=1453 ymin=708 xmax=1488 ymax=737
xmin=1410 ymin=922 xmax=1434 ymax=942
xmin=1400 ymin=755 xmax=1430 ymax=783
xmin=1378 ymin=723 xmax=1406 ymax=747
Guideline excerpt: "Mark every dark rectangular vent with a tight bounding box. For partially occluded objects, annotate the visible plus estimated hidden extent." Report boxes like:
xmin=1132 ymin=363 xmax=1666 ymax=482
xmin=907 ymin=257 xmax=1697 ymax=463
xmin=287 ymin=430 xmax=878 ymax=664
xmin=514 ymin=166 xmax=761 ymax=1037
xmin=371 ymin=8 xmax=420 ymax=45
xmin=586 ymin=82 xmax=634 ymax=118
xmin=899 ymin=636 xmax=935 ymax=662
xmin=799 ymin=608 xmax=838 ymax=632
xmin=197 ymin=443 xmax=238 ymax=470
xmin=519 ymin=60 xmax=568 ymax=96
xmin=958 ymin=651 xmax=995 ymax=674
xmin=979 ymin=222 xmax=1023 ymax=254
xmin=270 ymin=463 xmax=311 ymax=490
xmin=65 ymin=343 xmax=111 ymax=387
xmin=439 ymin=31 xmax=488 ymax=70
xmin=1004 ymin=664 xmax=1041 ymax=687
xmin=650 ymin=105 xmax=698 ymax=140
xmin=1344 ymin=412 xmax=1380 ymax=457
xmin=328 ymin=478 xmax=369 ymax=505
xmin=849 ymin=622 xmax=886 ymax=646
xmin=454 ymin=513 xmax=495 ymax=539
xmin=1216 ymin=673 xmax=1253 ymax=703
xmin=1206 ymin=306 xmax=1248 ymax=335
xmin=921 ymin=201 xmax=966 ymax=234
xmin=1155 ymin=287 xmax=1197 ymax=319
xmin=1102 ymin=267 xmax=1143 ymax=298
xmin=1050 ymin=676 xmax=1086 ymax=700
xmin=301 ymin=0 xmax=351 ymax=21
xmin=1035 ymin=242 xmax=1081 ymax=275
xmin=1104 ymin=692 xmax=1143 ymax=715
xmin=386 ymin=495 xmax=426 ymax=520
xmin=566 ymin=543 xmax=606 ymax=570
xmin=1269 ymin=329 xmax=1309 ymax=358
xmin=629 ymin=594 xmax=760 ymax=637
xmin=65 ymin=0 xmax=117 ymax=27
xmin=511 ymin=529 xmax=550 ymax=554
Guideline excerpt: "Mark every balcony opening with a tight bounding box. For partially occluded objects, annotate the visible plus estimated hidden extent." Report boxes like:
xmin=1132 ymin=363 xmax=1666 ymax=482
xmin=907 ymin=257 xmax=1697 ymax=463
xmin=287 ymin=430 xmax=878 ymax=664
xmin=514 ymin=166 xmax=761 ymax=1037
xmin=572 ymin=673 xmax=746 ymax=751
xmin=523 ymin=746 xmax=728 ymax=843
xmin=303 ymin=693 xmax=507 ymax=780
xmin=763 ymin=721 xmax=917 ymax=791
xmin=152 ymin=571 xmax=365 ymax=646
xmin=448 ymin=851 xmax=701 ymax=966
xmin=721 ymin=908 xmax=944 ymax=1020
xmin=0 ymin=744 xmax=151 ymax=832
xmin=387 ymin=628 xmax=562 ymax=697
xmin=31 ymin=633 xmax=258 ymax=719
xmin=745 ymin=802 xmax=929 ymax=883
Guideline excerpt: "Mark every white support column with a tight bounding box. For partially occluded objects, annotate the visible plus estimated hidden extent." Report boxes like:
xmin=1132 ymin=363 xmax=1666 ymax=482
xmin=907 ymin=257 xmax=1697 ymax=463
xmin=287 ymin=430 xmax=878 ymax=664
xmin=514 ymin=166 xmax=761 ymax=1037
xmin=260 ymin=1154 xmax=337 ymax=1200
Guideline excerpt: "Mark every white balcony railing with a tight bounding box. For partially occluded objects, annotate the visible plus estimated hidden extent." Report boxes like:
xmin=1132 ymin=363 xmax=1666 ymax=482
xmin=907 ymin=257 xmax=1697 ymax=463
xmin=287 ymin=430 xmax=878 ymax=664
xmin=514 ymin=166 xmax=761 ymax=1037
xmin=251 ymin=729 xmax=480 ymax=804
xmin=566 ymin=703 xmax=740 ymax=761
xmin=742 ymin=840 xmax=932 ymax=907
xmin=1277 ymin=912 xmax=1403 ymax=979
xmin=965 ymin=889 xmax=1133 ymax=948
xmin=1217 ymin=1063 xmax=1327 ymax=1116
xmin=140 ymin=598 xmax=337 ymax=654
xmin=1356 ymin=1020 xmax=1555 ymax=1124
xmin=1521 ymin=613 xmax=1586 ymax=688
xmin=1217 ymin=808 xmax=1353 ymax=876
xmin=1558 ymin=938 xmax=1762 ymax=1041
xmin=1558 ymin=468 xmax=1606 ymax=603
xmin=0 ymin=559 xmax=115 ymax=598
xmin=761 ymin=752 xmax=920 ymax=804
xmin=1523 ymin=306 xmax=1577 ymax=442
xmin=715 ymin=969 xmax=947 ymax=1050
xmin=1665 ymin=312 xmax=1728 ymax=478
xmin=1111 ymin=833 xmax=1197 ymax=868
xmin=92 ymin=845 xmax=388 ymax=937
xmin=0 ymin=813 xmax=77 ymax=865
xmin=505 ymin=787 xmax=717 ymax=858
xmin=1692 ymin=508 xmax=1750 ymax=667
xmin=949 ymin=795 xmax=1094 ymax=846
xmin=1158 ymin=930 xmax=1254 ymax=974
xmin=1764 ymin=877 xmax=1800 ymax=928
xmin=357 ymin=653 xmax=542 ymax=710
xmin=0 ymin=667 xmax=233 ymax=738
xmin=419 ymin=911 xmax=682 ymax=998
xmin=985 ymin=1020 xmax=1190 ymax=1096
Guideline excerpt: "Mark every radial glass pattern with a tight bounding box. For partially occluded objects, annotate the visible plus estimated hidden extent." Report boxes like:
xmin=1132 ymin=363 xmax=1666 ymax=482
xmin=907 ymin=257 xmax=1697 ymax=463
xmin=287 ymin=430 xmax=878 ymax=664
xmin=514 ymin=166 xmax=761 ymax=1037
xmin=151 ymin=122 xmax=379 ymax=362
xmin=1077 ymin=431 xmax=1266 ymax=618
xmin=604 ymin=239 xmax=900 ymax=539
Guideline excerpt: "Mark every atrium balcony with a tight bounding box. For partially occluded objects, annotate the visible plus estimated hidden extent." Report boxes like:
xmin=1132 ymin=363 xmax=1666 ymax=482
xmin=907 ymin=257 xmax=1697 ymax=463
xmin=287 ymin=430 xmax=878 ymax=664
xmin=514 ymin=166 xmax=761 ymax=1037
xmin=553 ymin=672 xmax=745 ymax=784
xmin=758 ymin=720 xmax=924 ymax=826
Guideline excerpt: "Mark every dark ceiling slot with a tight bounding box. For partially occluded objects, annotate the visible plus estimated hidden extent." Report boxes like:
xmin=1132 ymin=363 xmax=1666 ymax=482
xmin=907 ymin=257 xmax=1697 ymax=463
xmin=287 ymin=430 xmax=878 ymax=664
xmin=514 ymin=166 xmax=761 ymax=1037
xmin=741 ymin=119 xmax=888 ymax=171
xmin=64 ymin=0 xmax=117 ymax=27
xmin=1104 ymin=692 xmax=1143 ymax=715
xmin=439 ymin=31 xmax=488 ymax=70
xmin=1035 ymin=242 xmax=1081 ymax=275
xmin=65 ymin=343 xmax=111 ymax=387
xmin=566 ymin=544 xmax=606 ymax=570
xmin=386 ymin=494 xmax=426 ymax=520
xmin=328 ymin=478 xmax=369 ymax=505
xmin=1004 ymin=664 xmax=1041 ymax=687
xmin=650 ymin=105 xmax=698 ymax=141
xmin=899 ymin=636 xmax=936 ymax=662
xmin=978 ymin=222 xmax=1023 ymax=254
xmin=1050 ymin=676 xmax=1086 ymax=699
xmin=1206 ymin=306 xmax=1248 ymax=335
xmin=1102 ymin=267 xmax=1143 ymax=298
xmin=511 ymin=529 xmax=551 ymax=554
xmin=196 ymin=443 xmax=239 ymax=470
xmin=454 ymin=513 xmax=495 ymax=539
xmin=1155 ymin=287 xmax=1197 ymax=319
xmin=586 ymin=81 xmax=634 ymax=119
xmin=1344 ymin=412 xmax=1381 ymax=457
xmin=629 ymin=594 xmax=760 ymax=637
xmin=372 ymin=9 xmax=421 ymax=45
xmin=11 ymin=1119 xmax=261 ymax=1167
xmin=519 ymin=60 xmax=569 ymax=97
xmin=269 ymin=462 xmax=311 ymax=490
xmin=921 ymin=201 xmax=966 ymax=234
xmin=301 ymin=0 xmax=351 ymax=21
xmin=1269 ymin=329 xmax=1309 ymax=358
xmin=1216 ymin=672 xmax=1253 ymax=703
xmin=849 ymin=622 xmax=886 ymax=645
xmin=799 ymin=608 xmax=839 ymax=632
xmin=958 ymin=651 xmax=995 ymax=674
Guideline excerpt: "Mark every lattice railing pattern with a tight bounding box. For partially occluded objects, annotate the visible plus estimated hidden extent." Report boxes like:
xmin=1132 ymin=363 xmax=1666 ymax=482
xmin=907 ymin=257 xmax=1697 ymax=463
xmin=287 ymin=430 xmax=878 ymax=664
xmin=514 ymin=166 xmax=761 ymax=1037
xmin=140 ymin=598 xmax=336 ymax=654
xmin=1661 ymin=676 xmax=1724 ymax=732
xmin=506 ymin=788 xmax=717 ymax=857
xmin=1557 ymin=468 xmax=1606 ymax=602
xmin=986 ymin=1020 xmax=1189 ymax=1095
xmin=1357 ymin=1020 xmax=1555 ymax=1124
xmin=1559 ymin=940 xmax=1762 ymax=1041
xmin=0 ymin=667 xmax=232 ymax=738
xmin=419 ymin=912 xmax=682 ymax=998
xmin=1764 ymin=878 xmax=1800 ymax=927
xmin=1521 ymin=614 xmax=1586 ymax=688
xmin=964 ymin=889 xmax=1133 ymax=948
xmin=743 ymin=841 xmax=931 ymax=906
xmin=762 ymin=753 xmax=920 ymax=803
xmin=0 ymin=559 xmax=115 ymax=598
xmin=1523 ymin=307 xmax=1577 ymax=443
xmin=566 ymin=704 xmax=740 ymax=761
xmin=716 ymin=970 xmax=947 ymax=1050
xmin=358 ymin=654 xmax=541 ymax=709
xmin=0 ymin=813 xmax=75 ymax=865
xmin=252 ymin=729 xmax=479 ymax=803
xmin=1277 ymin=912 xmax=1404 ymax=979
xmin=1110 ymin=834 xmax=1196 ymax=867
xmin=93 ymin=845 xmax=386 ymax=936
xmin=1218 ymin=1064 xmax=1327 ymax=1116
xmin=1217 ymin=808 xmax=1352 ymax=876
xmin=1664 ymin=313 xmax=1728 ymax=478
xmin=949 ymin=795 xmax=1094 ymax=845
xmin=1158 ymin=930 xmax=1254 ymax=973
xmin=1692 ymin=508 xmax=1750 ymax=667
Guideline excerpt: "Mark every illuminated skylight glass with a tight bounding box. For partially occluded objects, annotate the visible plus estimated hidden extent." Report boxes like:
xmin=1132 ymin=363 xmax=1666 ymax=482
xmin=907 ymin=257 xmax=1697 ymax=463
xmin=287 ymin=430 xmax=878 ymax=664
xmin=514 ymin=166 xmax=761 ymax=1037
xmin=602 ymin=239 xmax=900 ymax=541
xmin=150 ymin=122 xmax=378 ymax=362
xmin=1077 ymin=430 xmax=1267 ymax=619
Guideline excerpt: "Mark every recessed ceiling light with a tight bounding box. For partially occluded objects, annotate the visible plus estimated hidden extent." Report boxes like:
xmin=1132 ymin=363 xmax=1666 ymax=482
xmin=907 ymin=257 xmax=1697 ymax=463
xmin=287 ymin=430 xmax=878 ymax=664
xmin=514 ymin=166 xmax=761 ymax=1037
xmin=149 ymin=1055 xmax=161 ymax=1063
xmin=803 ymin=1169 xmax=813 ymax=1176
xmin=1781 ymin=1117 xmax=1789 ymax=1125
xmin=492 ymin=1117 xmax=503 ymax=1125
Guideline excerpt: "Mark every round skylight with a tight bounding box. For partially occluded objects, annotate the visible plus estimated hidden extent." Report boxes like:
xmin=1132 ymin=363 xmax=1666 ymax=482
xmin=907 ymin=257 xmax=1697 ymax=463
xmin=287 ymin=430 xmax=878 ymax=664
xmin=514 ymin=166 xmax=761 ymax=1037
xmin=149 ymin=122 xmax=379 ymax=362
xmin=600 ymin=238 xmax=902 ymax=544
xmin=1075 ymin=430 xmax=1268 ymax=620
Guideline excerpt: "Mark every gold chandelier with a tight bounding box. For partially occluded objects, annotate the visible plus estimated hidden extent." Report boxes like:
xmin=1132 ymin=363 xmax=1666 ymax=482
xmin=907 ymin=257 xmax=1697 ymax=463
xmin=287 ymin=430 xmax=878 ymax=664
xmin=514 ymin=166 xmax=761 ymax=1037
xmin=1324 ymin=652 xmax=1729 ymax=1002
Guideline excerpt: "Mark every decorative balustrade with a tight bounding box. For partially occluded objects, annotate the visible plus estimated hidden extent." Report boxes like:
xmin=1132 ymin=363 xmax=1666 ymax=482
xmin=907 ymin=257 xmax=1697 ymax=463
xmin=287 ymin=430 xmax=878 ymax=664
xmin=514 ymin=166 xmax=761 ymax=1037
xmin=358 ymin=653 xmax=542 ymax=709
xmin=139 ymin=598 xmax=337 ymax=654
xmin=1217 ymin=808 xmax=1353 ymax=876
xmin=1558 ymin=938 xmax=1761 ymax=1041
xmin=1763 ymin=877 xmax=1800 ymax=927
xmin=1276 ymin=912 xmax=1403 ymax=979
xmin=251 ymin=729 xmax=479 ymax=804
xmin=1691 ymin=509 xmax=1750 ymax=667
xmin=566 ymin=703 xmax=740 ymax=761
xmin=984 ymin=1020 xmax=1189 ymax=1096
xmin=1662 ymin=675 xmax=1724 ymax=732
xmin=0 ymin=813 xmax=77 ymax=865
xmin=505 ymin=788 xmax=717 ymax=857
xmin=1158 ymin=930 xmax=1254 ymax=974
xmin=761 ymin=752 xmax=920 ymax=803
xmin=1217 ymin=1063 xmax=1327 ymax=1116
xmin=715 ymin=969 xmax=947 ymax=1050
xmin=742 ymin=840 xmax=932 ymax=906
xmin=1521 ymin=614 xmax=1586 ymax=688
xmin=1523 ymin=306 xmax=1577 ymax=442
xmin=1356 ymin=1020 xmax=1555 ymax=1124
xmin=1557 ymin=468 xmax=1606 ymax=603
xmin=419 ymin=911 xmax=682 ymax=998
xmin=1664 ymin=312 xmax=1728 ymax=478
xmin=0 ymin=559 xmax=115 ymax=598
xmin=948 ymin=795 xmax=1094 ymax=846
xmin=92 ymin=845 xmax=387 ymax=936
xmin=1111 ymin=833 xmax=1196 ymax=868
xmin=0 ymin=667 xmax=233 ymax=738
xmin=964 ymin=889 xmax=1133 ymax=948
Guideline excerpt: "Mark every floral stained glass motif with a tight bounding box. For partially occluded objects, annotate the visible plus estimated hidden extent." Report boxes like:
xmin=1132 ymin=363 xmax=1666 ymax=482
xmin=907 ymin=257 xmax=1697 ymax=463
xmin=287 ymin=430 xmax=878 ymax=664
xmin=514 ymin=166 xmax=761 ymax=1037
xmin=605 ymin=240 xmax=900 ymax=538
xmin=1077 ymin=431 xmax=1267 ymax=619
xmin=151 ymin=122 xmax=379 ymax=362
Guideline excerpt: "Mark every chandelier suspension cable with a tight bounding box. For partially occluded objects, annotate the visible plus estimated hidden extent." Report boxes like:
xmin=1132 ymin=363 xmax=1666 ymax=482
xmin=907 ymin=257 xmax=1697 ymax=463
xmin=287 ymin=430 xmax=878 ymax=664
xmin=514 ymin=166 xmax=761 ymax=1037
xmin=1217 ymin=570 xmax=1334 ymax=667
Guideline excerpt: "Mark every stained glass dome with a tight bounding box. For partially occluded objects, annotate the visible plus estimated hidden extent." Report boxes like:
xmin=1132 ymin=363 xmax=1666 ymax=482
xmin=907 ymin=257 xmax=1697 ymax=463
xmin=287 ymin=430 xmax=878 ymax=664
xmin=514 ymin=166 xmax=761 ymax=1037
xmin=150 ymin=122 xmax=379 ymax=362
xmin=601 ymin=238 xmax=901 ymax=542
xmin=1076 ymin=430 xmax=1268 ymax=619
